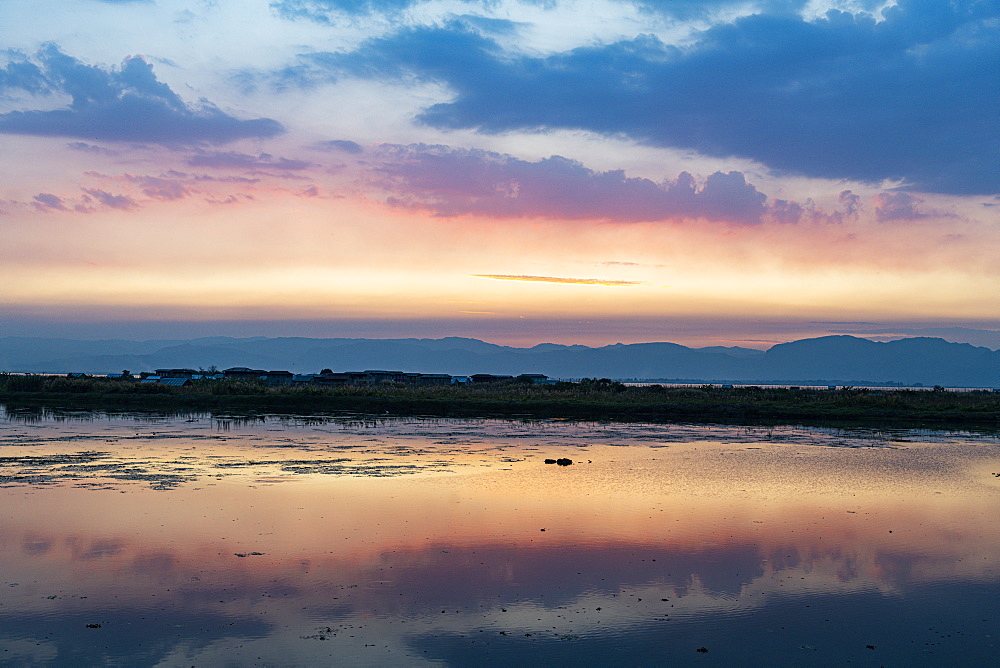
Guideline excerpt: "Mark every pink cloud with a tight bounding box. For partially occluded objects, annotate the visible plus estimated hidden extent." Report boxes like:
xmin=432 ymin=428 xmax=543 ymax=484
xmin=82 ymin=188 xmax=138 ymax=211
xmin=362 ymin=144 xmax=854 ymax=226
xmin=32 ymin=193 xmax=68 ymax=212
xmin=371 ymin=145 xmax=767 ymax=224
xmin=872 ymin=192 xmax=928 ymax=222
xmin=121 ymin=174 xmax=192 ymax=201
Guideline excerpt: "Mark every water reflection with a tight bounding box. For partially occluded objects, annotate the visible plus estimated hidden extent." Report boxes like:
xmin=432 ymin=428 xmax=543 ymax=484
xmin=0 ymin=409 xmax=998 ymax=665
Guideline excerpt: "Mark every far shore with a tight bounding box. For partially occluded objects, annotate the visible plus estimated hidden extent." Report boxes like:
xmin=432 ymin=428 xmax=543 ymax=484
xmin=2 ymin=375 xmax=998 ymax=429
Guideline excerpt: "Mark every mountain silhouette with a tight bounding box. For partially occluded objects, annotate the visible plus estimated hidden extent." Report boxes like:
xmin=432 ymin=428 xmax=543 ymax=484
xmin=0 ymin=335 xmax=997 ymax=387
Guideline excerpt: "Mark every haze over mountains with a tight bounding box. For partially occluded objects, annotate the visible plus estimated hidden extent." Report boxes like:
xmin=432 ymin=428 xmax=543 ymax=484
xmin=1 ymin=335 xmax=998 ymax=387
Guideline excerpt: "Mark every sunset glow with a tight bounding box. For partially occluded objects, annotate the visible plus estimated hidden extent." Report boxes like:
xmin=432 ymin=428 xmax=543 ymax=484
xmin=1 ymin=0 xmax=997 ymax=346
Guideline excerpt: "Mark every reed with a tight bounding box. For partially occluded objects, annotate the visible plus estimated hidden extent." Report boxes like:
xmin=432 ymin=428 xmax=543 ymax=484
xmin=1 ymin=374 xmax=998 ymax=426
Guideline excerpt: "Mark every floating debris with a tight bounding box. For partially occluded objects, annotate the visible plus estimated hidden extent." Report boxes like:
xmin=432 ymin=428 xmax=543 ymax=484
xmin=543 ymin=458 xmax=573 ymax=466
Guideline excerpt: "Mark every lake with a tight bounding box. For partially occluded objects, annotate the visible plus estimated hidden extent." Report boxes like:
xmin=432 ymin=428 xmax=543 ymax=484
xmin=1 ymin=406 xmax=998 ymax=666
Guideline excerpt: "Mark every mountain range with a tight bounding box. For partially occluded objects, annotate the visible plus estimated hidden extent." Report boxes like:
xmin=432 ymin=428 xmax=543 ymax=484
xmin=1 ymin=335 xmax=998 ymax=387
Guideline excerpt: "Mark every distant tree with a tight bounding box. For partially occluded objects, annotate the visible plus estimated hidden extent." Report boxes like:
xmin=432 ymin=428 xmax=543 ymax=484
xmin=320 ymin=368 xmax=333 ymax=375
xmin=122 ymin=369 xmax=132 ymax=378
xmin=580 ymin=377 xmax=626 ymax=392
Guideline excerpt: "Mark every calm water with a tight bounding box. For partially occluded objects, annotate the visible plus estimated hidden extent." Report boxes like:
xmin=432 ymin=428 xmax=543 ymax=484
xmin=1 ymin=406 xmax=999 ymax=666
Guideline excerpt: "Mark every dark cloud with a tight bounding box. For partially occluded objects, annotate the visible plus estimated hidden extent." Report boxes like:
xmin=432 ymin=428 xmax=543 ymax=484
xmin=319 ymin=1 xmax=999 ymax=195
xmin=185 ymin=151 xmax=312 ymax=171
xmin=0 ymin=57 xmax=48 ymax=93
xmin=312 ymin=139 xmax=363 ymax=154
xmin=0 ymin=45 xmax=283 ymax=145
xmin=373 ymin=144 xmax=770 ymax=224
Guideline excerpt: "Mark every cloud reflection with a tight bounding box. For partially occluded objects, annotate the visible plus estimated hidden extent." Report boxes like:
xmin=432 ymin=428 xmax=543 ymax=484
xmin=1 ymin=414 xmax=999 ymax=664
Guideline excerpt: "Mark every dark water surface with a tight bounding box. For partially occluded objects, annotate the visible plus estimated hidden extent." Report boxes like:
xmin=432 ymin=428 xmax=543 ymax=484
xmin=1 ymin=407 xmax=998 ymax=666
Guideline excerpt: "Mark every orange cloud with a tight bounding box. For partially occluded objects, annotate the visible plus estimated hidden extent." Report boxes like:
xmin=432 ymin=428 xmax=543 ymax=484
xmin=473 ymin=274 xmax=645 ymax=286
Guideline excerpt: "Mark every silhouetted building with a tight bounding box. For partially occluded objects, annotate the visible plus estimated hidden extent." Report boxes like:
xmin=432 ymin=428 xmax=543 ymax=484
xmin=262 ymin=370 xmax=294 ymax=386
xmin=415 ymin=373 xmax=453 ymax=386
xmin=318 ymin=372 xmax=352 ymax=385
xmin=155 ymin=368 xmax=198 ymax=378
xmin=224 ymin=367 xmax=265 ymax=380
xmin=361 ymin=370 xmax=407 ymax=383
xmin=471 ymin=374 xmax=514 ymax=384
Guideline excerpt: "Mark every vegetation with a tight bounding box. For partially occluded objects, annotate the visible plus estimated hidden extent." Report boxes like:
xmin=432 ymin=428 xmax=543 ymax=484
xmin=1 ymin=373 xmax=998 ymax=427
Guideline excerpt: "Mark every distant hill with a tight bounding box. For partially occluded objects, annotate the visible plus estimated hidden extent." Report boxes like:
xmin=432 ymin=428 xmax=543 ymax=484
xmin=758 ymin=336 xmax=999 ymax=387
xmin=0 ymin=335 xmax=997 ymax=387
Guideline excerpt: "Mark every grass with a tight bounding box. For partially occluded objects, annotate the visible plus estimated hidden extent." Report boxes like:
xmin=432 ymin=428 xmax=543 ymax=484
xmin=2 ymin=374 xmax=999 ymax=427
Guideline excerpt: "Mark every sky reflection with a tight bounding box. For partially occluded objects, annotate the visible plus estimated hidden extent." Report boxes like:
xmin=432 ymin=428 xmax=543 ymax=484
xmin=0 ymin=411 xmax=998 ymax=665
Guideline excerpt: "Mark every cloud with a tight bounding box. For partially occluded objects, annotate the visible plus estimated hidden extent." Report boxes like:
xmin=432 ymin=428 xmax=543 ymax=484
xmin=473 ymin=274 xmax=645 ymax=286
xmin=271 ymin=0 xmax=802 ymax=23
xmin=32 ymin=193 xmax=68 ymax=212
xmin=0 ymin=45 xmax=283 ymax=145
xmin=872 ymin=191 xmax=928 ymax=222
xmin=271 ymin=0 xmax=467 ymax=21
xmin=29 ymin=185 xmax=140 ymax=213
xmin=838 ymin=190 xmax=861 ymax=217
xmin=0 ymin=57 xmax=48 ymax=93
xmin=372 ymin=144 xmax=770 ymax=224
xmin=205 ymin=193 xmax=255 ymax=205
xmin=312 ymin=139 xmax=363 ymax=154
xmin=186 ymin=151 xmax=313 ymax=171
xmin=66 ymin=142 xmax=118 ymax=156
xmin=122 ymin=174 xmax=192 ymax=201
xmin=82 ymin=188 xmax=137 ymax=210
xmin=634 ymin=0 xmax=812 ymax=20
xmin=318 ymin=1 xmax=1000 ymax=194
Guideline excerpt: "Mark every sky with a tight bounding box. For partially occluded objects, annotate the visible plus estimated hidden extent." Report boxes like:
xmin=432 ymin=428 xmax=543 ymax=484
xmin=0 ymin=0 xmax=997 ymax=349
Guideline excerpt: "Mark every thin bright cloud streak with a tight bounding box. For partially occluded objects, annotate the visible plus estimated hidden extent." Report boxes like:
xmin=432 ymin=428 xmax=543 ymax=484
xmin=3 ymin=251 xmax=995 ymax=325
xmin=3 ymin=189 xmax=997 ymax=309
xmin=472 ymin=274 xmax=648 ymax=286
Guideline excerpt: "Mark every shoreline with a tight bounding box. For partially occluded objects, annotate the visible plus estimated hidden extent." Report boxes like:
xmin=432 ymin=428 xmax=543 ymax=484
xmin=3 ymin=385 xmax=999 ymax=430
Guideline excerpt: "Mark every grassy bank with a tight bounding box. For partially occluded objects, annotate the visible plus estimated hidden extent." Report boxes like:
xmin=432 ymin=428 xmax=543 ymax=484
xmin=2 ymin=374 xmax=999 ymax=427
